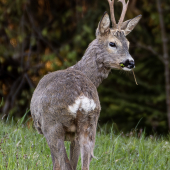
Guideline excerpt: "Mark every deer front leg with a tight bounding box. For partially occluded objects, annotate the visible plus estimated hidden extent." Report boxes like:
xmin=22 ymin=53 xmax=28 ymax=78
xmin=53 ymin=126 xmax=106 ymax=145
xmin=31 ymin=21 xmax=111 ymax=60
xmin=70 ymin=139 xmax=80 ymax=170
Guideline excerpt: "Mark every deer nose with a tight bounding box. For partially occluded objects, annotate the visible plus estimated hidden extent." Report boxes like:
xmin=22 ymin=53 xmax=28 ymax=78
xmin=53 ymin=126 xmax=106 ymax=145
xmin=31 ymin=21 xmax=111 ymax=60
xmin=128 ymin=60 xmax=135 ymax=68
xmin=120 ymin=59 xmax=135 ymax=69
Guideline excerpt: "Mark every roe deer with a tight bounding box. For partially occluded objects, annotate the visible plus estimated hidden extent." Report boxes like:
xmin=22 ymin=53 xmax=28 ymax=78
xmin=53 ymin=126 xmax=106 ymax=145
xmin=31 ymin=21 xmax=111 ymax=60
xmin=30 ymin=0 xmax=142 ymax=169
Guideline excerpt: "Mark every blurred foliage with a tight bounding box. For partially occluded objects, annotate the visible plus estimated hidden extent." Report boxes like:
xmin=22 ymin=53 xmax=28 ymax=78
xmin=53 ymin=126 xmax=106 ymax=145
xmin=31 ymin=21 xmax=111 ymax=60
xmin=0 ymin=0 xmax=170 ymax=134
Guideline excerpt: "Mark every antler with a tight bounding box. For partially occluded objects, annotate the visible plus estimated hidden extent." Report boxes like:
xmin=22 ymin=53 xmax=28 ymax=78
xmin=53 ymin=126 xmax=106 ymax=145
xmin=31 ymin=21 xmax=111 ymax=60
xmin=117 ymin=0 xmax=129 ymax=29
xmin=107 ymin=0 xmax=117 ymax=29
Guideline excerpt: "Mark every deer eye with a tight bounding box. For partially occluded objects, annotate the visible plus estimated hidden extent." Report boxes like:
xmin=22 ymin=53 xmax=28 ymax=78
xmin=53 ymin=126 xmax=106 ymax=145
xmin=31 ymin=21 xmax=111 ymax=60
xmin=109 ymin=42 xmax=116 ymax=48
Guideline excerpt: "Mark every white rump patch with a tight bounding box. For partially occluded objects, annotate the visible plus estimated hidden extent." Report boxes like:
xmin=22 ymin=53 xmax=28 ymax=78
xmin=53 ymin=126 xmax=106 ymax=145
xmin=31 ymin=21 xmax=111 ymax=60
xmin=68 ymin=95 xmax=96 ymax=115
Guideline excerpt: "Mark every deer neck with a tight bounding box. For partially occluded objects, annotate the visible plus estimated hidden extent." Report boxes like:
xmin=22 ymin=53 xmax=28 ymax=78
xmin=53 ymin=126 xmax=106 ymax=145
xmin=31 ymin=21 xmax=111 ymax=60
xmin=72 ymin=39 xmax=111 ymax=88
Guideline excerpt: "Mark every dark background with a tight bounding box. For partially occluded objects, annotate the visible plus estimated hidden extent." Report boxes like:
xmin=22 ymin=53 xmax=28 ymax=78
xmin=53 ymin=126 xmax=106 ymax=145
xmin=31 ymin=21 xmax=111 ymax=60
xmin=0 ymin=0 xmax=170 ymax=134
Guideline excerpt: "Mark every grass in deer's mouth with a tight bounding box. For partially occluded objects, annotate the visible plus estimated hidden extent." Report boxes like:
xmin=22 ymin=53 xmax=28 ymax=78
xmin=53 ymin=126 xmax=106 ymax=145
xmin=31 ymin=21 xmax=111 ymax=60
xmin=120 ymin=63 xmax=125 ymax=68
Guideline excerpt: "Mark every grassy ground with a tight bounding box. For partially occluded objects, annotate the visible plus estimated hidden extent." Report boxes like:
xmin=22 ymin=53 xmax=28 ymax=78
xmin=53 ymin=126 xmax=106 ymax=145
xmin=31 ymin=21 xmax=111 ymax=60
xmin=0 ymin=119 xmax=170 ymax=170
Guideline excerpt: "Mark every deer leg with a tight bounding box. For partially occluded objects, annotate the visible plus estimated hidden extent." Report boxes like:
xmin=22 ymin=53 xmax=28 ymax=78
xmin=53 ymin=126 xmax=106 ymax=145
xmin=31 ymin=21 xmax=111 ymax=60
xmin=78 ymin=114 xmax=99 ymax=170
xmin=70 ymin=139 xmax=80 ymax=170
xmin=50 ymin=139 xmax=72 ymax=170
xmin=80 ymin=133 xmax=96 ymax=170
xmin=43 ymin=124 xmax=72 ymax=170
xmin=51 ymin=152 xmax=61 ymax=170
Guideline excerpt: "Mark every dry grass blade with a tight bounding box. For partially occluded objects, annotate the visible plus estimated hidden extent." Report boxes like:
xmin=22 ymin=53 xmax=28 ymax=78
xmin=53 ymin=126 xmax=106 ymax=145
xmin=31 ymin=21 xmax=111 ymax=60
xmin=132 ymin=70 xmax=138 ymax=85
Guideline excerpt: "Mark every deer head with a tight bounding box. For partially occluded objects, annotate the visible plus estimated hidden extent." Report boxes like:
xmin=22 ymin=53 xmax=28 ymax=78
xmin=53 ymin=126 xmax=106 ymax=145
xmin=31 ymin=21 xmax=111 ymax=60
xmin=96 ymin=0 xmax=142 ymax=71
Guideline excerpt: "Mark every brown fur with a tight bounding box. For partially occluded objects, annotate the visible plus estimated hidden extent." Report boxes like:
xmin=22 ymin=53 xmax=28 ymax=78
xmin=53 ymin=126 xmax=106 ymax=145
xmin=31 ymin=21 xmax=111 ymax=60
xmin=30 ymin=6 xmax=142 ymax=170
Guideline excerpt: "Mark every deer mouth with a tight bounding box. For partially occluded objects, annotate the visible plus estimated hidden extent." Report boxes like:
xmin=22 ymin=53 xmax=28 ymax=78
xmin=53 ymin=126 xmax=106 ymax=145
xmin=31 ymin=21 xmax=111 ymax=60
xmin=119 ymin=59 xmax=135 ymax=71
xmin=121 ymin=67 xmax=132 ymax=71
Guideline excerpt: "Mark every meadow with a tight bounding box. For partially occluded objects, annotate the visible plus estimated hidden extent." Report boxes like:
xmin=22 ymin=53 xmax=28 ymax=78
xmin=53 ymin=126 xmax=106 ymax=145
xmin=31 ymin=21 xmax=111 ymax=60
xmin=0 ymin=117 xmax=170 ymax=170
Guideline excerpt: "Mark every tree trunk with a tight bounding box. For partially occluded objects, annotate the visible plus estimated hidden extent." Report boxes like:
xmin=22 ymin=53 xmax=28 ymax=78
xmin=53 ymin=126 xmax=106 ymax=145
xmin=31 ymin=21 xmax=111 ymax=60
xmin=156 ymin=0 xmax=170 ymax=130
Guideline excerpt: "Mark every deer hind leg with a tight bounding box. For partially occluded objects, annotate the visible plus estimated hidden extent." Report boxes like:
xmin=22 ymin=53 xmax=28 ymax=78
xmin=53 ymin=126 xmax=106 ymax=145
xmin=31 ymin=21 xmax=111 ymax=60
xmin=51 ymin=152 xmax=61 ymax=170
xmin=43 ymin=124 xmax=72 ymax=170
xmin=79 ymin=132 xmax=96 ymax=170
xmin=78 ymin=111 xmax=99 ymax=170
xmin=80 ymin=137 xmax=93 ymax=170
xmin=70 ymin=139 xmax=80 ymax=170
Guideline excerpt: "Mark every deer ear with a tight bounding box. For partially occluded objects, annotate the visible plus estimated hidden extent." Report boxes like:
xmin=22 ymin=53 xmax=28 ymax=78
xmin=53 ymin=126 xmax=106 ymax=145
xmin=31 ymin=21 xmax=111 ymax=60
xmin=96 ymin=12 xmax=110 ymax=36
xmin=121 ymin=15 xmax=142 ymax=36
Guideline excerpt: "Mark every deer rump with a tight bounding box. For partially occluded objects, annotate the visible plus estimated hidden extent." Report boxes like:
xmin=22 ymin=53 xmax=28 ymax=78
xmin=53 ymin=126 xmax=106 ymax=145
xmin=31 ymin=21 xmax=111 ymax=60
xmin=30 ymin=68 xmax=101 ymax=169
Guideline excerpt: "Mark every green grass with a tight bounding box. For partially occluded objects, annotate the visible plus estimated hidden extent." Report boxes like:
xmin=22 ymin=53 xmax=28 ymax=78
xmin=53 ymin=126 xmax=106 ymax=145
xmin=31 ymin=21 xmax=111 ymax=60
xmin=0 ymin=120 xmax=170 ymax=170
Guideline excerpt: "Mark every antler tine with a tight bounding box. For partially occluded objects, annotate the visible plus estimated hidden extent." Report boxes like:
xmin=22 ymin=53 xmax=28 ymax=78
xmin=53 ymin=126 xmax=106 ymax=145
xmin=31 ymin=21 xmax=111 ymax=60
xmin=117 ymin=0 xmax=129 ymax=29
xmin=107 ymin=0 xmax=117 ymax=29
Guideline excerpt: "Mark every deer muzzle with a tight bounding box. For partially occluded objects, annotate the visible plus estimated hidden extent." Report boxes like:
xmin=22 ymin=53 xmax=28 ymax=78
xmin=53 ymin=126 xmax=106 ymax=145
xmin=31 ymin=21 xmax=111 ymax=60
xmin=120 ymin=59 xmax=135 ymax=70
